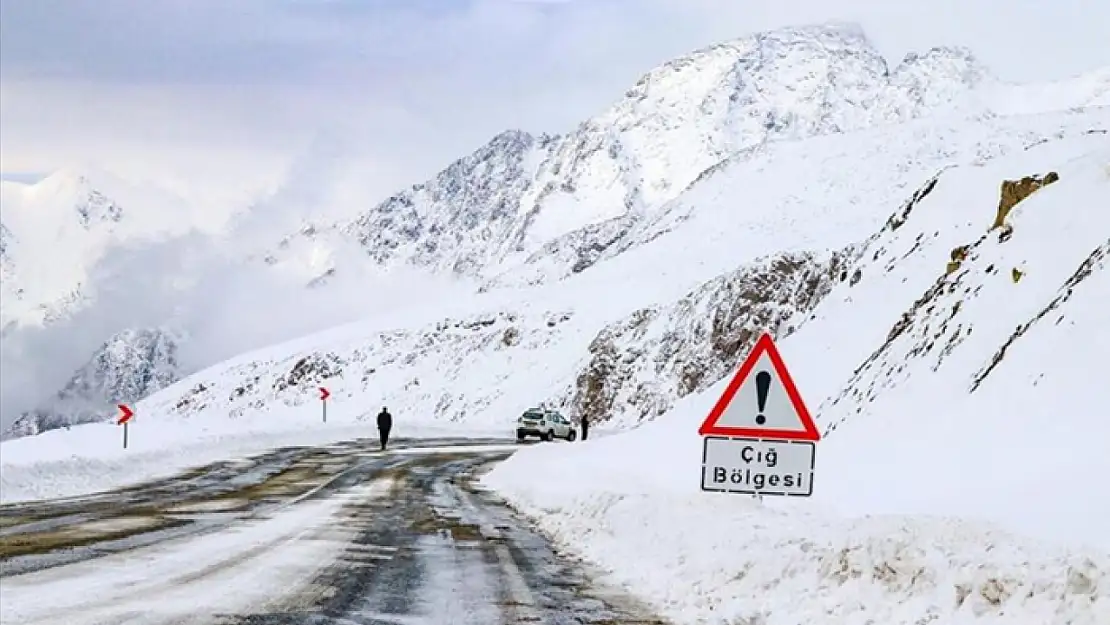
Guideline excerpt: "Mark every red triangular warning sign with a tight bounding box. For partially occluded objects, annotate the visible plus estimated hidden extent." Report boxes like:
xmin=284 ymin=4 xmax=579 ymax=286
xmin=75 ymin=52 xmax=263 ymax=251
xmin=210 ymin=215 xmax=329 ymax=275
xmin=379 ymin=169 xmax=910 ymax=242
xmin=698 ymin=333 xmax=820 ymax=441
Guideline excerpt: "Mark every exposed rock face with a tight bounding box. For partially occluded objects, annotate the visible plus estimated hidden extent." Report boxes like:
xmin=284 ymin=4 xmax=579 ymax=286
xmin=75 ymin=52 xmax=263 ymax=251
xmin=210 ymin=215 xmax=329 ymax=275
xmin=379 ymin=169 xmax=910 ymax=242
xmin=5 ymin=328 xmax=182 ymax=437
xmin=564 ymin=249 xmax=855 ymax=426
xmin=72 ymin=186 xmax=125 ymax=228
xmin=993 ymin=172 xmax=1060 ymax=229
xmin=345 ymin=130 xmax=549 ymax=275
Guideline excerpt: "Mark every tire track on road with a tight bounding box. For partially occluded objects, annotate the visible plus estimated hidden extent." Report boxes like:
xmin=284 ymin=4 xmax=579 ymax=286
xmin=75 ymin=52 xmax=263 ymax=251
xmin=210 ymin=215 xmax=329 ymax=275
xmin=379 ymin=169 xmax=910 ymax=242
xmin=0 ymin=438 xmax=507 ymax=577
xmin=231 ymin=451 xmax=667 ymax=624
xmin=0 ymin=467 xmax=399 ymax=625
xmin=3 ymin=439 xmax=667 ymax=625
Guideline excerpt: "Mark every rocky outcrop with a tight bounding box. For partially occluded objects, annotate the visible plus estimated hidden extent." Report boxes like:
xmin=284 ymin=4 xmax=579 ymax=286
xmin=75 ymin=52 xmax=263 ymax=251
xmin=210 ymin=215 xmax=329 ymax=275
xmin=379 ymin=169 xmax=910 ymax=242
xmin=564 ymin=249 xmax=855 ymax=426
xmin=5 ymin=327 xmax=182 ymax=437
xmin=992 ymin=172 xmax=1060 ymax=229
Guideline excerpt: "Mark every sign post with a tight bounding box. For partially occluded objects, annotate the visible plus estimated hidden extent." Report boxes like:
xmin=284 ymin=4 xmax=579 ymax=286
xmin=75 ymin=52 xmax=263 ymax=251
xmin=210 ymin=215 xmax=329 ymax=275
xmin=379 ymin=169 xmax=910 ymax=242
xmin=697 ymin=333 xmax=821 ymax=497
xmin=117 ymin=403 xmax=135 ymax=449
xmin=318 ymin=387 xmax=330 ymax=423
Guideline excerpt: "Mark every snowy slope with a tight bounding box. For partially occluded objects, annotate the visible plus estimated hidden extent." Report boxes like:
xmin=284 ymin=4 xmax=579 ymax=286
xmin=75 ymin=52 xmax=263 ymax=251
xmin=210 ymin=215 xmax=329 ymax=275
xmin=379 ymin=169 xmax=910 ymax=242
xmin=18 ymin=108 xmax=1093 ymax=448
xmin=481 ymin=130 xmax=1110 ymax=624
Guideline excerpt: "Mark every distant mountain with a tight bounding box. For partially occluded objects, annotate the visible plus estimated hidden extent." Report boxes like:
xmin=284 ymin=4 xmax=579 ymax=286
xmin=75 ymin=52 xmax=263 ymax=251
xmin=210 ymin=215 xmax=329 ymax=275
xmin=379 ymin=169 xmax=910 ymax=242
xmin=5 ymin=327 xmax=183 ymax=437
xmin=0 ymin=169 xmax=218 ymax=332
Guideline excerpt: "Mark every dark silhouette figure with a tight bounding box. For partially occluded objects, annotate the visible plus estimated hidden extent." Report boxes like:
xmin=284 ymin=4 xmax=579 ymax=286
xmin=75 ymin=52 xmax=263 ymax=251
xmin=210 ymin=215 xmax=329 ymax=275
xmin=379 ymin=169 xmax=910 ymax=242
xmin=377 ymin=406 xmax=393 ymax=450
xmin=580 ymin=415 xmax=589 ymax=441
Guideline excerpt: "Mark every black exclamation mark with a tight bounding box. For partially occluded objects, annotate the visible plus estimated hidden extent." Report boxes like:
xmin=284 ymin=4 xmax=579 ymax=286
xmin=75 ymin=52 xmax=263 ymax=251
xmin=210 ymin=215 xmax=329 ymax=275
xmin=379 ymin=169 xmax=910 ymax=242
xmin=755 ymin=371 xmax=771 ymax=425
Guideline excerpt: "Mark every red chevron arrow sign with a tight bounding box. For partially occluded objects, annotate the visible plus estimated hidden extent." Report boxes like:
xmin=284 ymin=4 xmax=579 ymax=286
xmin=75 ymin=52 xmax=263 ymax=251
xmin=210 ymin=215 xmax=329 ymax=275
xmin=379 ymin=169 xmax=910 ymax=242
xmin=117 ymin=403 xmax=135 ymax=449
xmin=318 ymin=387 xmax=330 ymax=423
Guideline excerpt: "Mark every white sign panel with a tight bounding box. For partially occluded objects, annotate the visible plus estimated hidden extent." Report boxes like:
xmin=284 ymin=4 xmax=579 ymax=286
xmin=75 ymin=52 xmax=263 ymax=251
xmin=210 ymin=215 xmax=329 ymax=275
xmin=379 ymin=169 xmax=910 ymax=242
xmin=700 ymin=436 xmax=815 ymax=497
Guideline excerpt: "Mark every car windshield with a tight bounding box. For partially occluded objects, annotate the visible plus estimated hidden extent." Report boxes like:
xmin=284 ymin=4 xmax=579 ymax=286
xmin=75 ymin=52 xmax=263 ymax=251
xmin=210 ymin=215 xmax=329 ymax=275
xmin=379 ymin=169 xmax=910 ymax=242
xmin=522 ymin=411 xmax=543 ymax=420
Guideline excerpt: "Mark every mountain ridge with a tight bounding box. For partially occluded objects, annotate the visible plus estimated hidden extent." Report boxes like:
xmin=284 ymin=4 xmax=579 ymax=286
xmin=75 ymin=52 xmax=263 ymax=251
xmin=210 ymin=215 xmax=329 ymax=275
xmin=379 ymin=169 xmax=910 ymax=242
xmin=4 ymin=327 xmax=183 ymax=439
xmin=269 ymin=22 xmax=1003 ymax=288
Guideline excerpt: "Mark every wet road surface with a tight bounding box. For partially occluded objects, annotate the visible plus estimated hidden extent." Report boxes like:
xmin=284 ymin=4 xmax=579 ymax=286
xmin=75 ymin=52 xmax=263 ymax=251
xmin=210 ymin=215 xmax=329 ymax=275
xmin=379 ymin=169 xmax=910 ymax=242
xmin=0 ymin=437 xmax=667 ymax=625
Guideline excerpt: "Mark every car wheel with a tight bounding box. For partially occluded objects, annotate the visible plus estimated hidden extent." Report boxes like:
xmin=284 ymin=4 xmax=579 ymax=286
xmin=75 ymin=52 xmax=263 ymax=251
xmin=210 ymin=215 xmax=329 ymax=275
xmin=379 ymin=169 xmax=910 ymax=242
xmin=566 ymin=430 xmax=577 ymax=442
xmin=543 ymin=430 xmax=554 ymax=442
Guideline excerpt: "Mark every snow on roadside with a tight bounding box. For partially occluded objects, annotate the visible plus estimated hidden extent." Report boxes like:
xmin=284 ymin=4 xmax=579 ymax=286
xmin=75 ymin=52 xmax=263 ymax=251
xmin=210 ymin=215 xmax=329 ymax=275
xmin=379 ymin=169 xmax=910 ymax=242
xmin=485 ymin=379 xmax=1110 ymax=625
xmin=491 ymin=484 xmax=1108 ymax=625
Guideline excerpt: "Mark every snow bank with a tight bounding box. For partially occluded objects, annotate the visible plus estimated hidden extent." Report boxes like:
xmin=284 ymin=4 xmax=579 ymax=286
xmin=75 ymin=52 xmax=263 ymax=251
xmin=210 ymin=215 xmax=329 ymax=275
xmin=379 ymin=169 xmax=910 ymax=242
xmin=487 ymin=486 xmax=1108 ymax=625
xmin=482 ymin=129 xmax=1110 ymax=623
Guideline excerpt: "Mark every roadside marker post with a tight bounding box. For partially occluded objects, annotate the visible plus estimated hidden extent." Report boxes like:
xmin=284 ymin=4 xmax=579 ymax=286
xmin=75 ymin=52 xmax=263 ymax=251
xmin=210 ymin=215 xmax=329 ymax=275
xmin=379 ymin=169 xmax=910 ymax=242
xmin=697 ymin=333 xmax=821 ymax=498
xmin=319 ymin=387 xmax=330 ymax=423
xmin=117 ymin=403 xmax=135 ymax=449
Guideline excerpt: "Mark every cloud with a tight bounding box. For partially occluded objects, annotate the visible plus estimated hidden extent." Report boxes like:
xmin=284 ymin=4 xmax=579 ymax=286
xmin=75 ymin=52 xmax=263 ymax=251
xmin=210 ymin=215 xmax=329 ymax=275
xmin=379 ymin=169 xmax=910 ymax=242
xmin=0 ymin=218 xmax=470 ymax=428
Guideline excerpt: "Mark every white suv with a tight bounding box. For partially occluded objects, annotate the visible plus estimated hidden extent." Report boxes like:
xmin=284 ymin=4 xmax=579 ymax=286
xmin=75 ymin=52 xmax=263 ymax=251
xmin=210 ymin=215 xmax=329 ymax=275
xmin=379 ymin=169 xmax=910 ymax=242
xmin=516 ymin=408 xmax=577 ymax=442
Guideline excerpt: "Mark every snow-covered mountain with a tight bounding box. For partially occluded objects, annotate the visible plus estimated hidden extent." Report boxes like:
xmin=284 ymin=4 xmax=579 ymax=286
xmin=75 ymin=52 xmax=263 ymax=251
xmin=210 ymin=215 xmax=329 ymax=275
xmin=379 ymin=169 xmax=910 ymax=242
xmin=0 ymin=170 xmax=208 ymax=331
xmin=4 ymin=327 xmax=183 ymax=438
xmin=267 ymin=25 xmax=980 ymax=282
xmin=267 ymin=23 xmax=1107 ymax=292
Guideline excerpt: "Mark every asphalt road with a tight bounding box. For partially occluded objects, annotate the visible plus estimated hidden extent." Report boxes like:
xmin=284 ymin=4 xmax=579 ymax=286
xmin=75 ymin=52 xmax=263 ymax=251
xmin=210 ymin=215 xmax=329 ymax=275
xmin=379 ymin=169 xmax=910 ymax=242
xmin=0 ymin=437 xmax=667 ymax=625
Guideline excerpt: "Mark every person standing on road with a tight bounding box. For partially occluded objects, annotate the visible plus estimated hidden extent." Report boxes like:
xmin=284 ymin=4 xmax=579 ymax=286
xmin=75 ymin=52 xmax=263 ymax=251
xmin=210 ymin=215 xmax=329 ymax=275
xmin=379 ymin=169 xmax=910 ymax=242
xmin=580 ymin=414 xmax=589 ymax=441
xmin=377 ymin=406 xmax=393 ymax=450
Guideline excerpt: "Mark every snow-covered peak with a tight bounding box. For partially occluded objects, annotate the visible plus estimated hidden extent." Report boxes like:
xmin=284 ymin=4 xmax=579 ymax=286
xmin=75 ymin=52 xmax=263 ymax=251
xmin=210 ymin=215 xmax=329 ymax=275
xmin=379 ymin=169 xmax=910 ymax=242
xmin=27 ymin=167 xmax=89 ymax=190
xmin=4 ymin=326 xmax=183 ymax=439
xmin=600 ymin=22 xmax=888 ymax=136
xmin=0 ymin=168 xmax=202 ymax=330
xmin=314 ymin=22 xmax=1008 ymax=290
xmin=336 ymin=127 xmax=549 ymax=276
xmin=890 ymin=46 xmax=992 ymax=111
xmin=897 ymin=45 xmax=989 ymax=82
xmin=6 ymin=169 xmax=124 ymax=230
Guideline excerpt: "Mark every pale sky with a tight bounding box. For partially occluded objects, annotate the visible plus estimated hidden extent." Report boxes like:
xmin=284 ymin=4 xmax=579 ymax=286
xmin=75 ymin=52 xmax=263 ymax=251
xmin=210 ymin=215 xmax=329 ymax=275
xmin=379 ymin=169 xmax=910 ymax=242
xmin=2 ymin=0 xmax=1108 ymax=207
